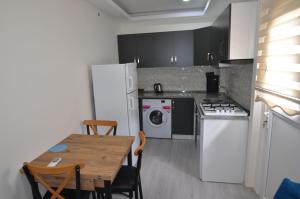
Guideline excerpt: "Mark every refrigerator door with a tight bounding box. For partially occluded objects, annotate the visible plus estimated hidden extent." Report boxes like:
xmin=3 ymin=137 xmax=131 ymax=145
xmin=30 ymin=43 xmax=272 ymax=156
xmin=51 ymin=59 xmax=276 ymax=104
xmin=125 ymin=63 xmax=138 ymax=94
xmin=91 ymin=64 xmax=129 ymax=136
xmin=127 ymin=90 xmax=140 ymax=165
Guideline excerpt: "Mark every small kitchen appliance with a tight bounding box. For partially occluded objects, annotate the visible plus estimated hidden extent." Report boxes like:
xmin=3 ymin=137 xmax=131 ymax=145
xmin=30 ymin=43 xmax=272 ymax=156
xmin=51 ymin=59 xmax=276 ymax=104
xmin=206 ymin=72 xmax=219 ymax=93
xmin=154 ymin=83 xmax=163 ymax=93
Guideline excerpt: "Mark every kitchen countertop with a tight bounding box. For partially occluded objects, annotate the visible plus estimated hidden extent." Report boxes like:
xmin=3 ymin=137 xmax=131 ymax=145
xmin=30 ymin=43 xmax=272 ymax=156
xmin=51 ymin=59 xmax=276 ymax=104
xmin=139 ymin=91 xmax=250 ymax=120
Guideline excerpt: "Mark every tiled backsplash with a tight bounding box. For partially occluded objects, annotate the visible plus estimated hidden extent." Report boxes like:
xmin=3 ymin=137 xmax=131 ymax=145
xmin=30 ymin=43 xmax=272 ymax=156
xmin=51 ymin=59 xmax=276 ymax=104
xmin=220 ymin=64 xmax=254 ymax=110
xmin=137 ymin=65 xmax=254 ymax=110
xmin=137 ymin=66 xmax=218 ymax=91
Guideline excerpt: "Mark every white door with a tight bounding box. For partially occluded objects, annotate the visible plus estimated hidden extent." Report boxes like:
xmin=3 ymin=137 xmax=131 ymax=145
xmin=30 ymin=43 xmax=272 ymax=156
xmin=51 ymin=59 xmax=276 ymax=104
xmin=127 ymin=90 xmax=140 ymax=165
xmin=125 ymin=63 xmax=138 ymax=93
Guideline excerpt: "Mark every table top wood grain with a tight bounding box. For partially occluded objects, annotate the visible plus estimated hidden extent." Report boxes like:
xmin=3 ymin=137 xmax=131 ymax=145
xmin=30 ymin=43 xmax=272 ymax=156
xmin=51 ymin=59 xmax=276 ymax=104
xmin=29 ymin=134 xmax=135 ymax=190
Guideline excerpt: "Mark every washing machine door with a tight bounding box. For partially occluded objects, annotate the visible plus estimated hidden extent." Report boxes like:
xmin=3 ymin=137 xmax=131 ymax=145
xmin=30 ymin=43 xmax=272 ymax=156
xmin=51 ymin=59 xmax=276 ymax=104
xmin=147 ymin=108 xmax=167 ymax=127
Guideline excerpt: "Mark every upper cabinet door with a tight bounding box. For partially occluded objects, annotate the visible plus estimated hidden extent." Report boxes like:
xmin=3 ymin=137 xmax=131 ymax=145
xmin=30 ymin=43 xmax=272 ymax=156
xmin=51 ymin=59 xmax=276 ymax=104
xmin=173 ymin=30 xmax=194 ymax=67
xmin=154 ymin=32 xmax=174 ymax=67
xmin=136 ymin=33 xmax=156 ymax=68
xmin=194 ymin=27 xmax=212 ymax=66
xmin=118 ymin=34 xmax=138 ymax=64
xmin=210 ymin=2 xmax=257 ymax=62
xmin=212 ymin=5 xmax=231 ymax=62
xmin=229 ymin=2 xmax=257 ymax=59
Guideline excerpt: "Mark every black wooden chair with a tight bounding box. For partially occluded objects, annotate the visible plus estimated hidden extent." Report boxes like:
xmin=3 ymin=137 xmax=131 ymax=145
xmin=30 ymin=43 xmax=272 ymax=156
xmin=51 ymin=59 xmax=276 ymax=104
xmin=22 ymin=162 xmax=90 ymax=199
xmin=82 ymin=120 xmax=117 ymax=136
xmin=97 ymin=131 xmax=146 ymax=199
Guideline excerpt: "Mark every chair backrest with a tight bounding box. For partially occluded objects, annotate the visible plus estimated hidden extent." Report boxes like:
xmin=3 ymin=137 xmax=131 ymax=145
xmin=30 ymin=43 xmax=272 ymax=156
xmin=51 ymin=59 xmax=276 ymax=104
xmin=23 ymin=162 xmax=84 ymax=199
xmin=134 ymin=131 xmax=146 ymax=173
xmin=82 ymin=120 xmax=118 ymax=136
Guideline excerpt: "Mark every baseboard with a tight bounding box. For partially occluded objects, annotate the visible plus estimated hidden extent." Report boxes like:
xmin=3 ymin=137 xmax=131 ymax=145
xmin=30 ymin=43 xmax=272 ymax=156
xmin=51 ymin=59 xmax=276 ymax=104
xmin=172 ymin=134 xmax=194 ymax=140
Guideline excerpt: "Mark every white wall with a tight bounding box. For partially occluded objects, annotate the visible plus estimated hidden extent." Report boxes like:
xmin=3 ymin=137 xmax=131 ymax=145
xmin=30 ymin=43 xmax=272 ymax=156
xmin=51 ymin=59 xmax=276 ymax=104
xmin=0 ymin=0 xmax=118 ymax=198
xmin=117 ymin=21 xmax=212 ymax=34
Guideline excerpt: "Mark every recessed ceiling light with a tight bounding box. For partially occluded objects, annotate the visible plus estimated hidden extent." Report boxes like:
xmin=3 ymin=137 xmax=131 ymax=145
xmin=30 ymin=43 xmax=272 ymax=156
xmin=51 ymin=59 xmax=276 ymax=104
xmin=182 ymin=0 xmax=191 ymax=2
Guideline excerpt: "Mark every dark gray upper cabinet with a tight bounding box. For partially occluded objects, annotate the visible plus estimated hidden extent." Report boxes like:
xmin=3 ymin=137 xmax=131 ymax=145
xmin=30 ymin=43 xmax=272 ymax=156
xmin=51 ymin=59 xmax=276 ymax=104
xmin=173 ymin=31 xmax=194 ymax=67
xmin=153 ymin=32 xmax=174 ymax=67
xmin=136 ymin=33 xmax=156 ymax=68
xmin=118 ymin=34 xmax=138 ymax=64
xmin=194 ymin=27 xmax=212 ymax=66
xmin=118 ymin=33 xmax=155 ymax=68
xmin=118 ymin=30 xmax=194 ymax=68
xmin=211 ymin=4 xmax=231 ymax=63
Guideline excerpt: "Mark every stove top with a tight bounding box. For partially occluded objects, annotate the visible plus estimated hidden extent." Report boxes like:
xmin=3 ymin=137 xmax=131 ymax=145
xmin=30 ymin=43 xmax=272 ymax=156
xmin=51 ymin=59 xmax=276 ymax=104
xmin=200 ymin=99 xmax=248 ymax=117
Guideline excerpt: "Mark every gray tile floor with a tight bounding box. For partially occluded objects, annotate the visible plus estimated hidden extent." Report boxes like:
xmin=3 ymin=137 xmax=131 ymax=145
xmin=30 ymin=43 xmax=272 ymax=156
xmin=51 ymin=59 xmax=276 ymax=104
xmin=114 ymin=138 xmax=258 ymax=199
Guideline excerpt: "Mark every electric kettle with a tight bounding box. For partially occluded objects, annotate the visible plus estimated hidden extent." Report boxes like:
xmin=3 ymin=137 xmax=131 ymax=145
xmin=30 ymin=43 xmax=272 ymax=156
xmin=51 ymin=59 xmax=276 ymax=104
xmin=154 ymin=83 xmax=163 ymax=93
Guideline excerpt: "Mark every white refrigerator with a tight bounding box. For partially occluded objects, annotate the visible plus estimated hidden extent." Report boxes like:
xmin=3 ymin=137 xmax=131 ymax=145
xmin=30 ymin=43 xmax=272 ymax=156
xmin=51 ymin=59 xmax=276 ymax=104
xmin=91 ymin=63 xmax=140 ymax=165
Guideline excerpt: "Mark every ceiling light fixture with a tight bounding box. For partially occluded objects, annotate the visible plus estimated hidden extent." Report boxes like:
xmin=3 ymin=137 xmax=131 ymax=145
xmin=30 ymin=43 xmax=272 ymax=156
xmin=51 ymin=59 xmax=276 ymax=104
xmin=182 ymin=0 xmax=191 ymax=2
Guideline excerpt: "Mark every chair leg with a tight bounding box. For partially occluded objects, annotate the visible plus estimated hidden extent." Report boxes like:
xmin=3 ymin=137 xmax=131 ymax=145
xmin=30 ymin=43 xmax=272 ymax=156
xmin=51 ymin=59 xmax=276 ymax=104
xmin=92 ymin=192 xmax=96 ymax=199
xmin=134 ymin=188 xmax=139 ymax=199
xmin=129 ymin=191 xmax=133 ymax=199
xmin=138 ymin=176 xmax=143 ymax=199
xmin=96 ymin=191 xmax=101 ymax=199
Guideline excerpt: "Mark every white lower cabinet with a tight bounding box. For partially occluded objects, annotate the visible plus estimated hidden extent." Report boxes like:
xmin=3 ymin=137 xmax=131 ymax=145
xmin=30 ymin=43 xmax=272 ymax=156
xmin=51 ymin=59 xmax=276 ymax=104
xmin=200 ymin=119 xmax=249 ymax=183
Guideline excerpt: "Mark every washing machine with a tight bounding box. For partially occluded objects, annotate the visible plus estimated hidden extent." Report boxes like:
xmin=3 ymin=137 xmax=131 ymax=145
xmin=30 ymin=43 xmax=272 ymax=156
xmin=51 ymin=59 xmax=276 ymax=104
xmin=142 ymin=99 xmax=172 ymax=138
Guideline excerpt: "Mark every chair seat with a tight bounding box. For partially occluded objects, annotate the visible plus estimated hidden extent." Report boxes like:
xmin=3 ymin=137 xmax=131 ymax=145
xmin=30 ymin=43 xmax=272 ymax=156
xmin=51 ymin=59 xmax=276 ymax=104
xmin=43 ymin=189 xmax=90 ymax=199
xmin=111 ymin=166 xmax=137 ymax=191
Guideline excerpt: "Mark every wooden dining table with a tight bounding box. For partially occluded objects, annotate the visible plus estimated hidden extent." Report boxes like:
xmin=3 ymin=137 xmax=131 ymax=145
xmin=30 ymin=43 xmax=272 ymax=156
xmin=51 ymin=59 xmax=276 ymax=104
xmin=29 ymin=133 xmax=135 ymax=199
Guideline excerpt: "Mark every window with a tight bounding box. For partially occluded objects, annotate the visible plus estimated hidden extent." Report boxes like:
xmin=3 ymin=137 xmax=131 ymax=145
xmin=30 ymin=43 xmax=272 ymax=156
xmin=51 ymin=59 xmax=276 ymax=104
xmin=256 ymin=0 xmax=300 ymax=116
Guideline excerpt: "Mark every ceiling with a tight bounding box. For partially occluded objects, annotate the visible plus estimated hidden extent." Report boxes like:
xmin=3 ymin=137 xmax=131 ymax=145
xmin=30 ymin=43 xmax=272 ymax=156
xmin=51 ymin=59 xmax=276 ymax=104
xmin=88 ymin=0 xmax=256 ymax=21
xmin=88 ymin=0 xmax=211 ymax=20
xmin=112 ymin=0 xmax=209 ymax=15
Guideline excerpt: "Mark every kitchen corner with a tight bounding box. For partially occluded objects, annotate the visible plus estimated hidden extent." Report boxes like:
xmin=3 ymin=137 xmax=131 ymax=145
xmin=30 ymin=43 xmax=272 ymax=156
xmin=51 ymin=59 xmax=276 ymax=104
xmin=139 ymin=90 xmax=250 ymax=184
xmin=138 ymin=64 xmax=252 ymax=184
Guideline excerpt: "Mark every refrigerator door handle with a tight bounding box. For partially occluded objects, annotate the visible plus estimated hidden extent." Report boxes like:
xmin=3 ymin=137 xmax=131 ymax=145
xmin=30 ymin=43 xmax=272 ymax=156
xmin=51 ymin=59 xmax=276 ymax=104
xmin=129 ymin=97 xmax=134 ymax=110
xmin=128 ymin=76 xmax=133 ymax=91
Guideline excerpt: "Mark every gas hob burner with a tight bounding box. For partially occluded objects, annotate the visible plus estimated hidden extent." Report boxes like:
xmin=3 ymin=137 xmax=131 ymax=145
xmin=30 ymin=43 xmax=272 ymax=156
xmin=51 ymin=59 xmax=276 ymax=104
xmin=200 ymin=101 xmax=248 ymax=117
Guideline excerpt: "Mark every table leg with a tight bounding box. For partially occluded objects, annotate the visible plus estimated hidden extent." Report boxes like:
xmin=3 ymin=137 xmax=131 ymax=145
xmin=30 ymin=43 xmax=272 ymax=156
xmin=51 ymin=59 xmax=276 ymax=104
xmin=127 ymin=148 xmax=132 ymax=166
xmin=104 ymin=180 xmax=112 ymax=199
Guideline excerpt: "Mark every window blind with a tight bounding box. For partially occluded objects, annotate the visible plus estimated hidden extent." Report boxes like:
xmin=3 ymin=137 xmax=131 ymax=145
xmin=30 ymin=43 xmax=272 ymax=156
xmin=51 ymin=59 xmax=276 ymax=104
xmin=256 ymin=0 xmax=300 ymax=116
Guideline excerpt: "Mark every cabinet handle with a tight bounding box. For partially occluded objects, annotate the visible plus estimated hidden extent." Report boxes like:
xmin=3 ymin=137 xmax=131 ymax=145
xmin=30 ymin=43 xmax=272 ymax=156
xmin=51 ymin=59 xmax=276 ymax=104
xmin=174 ymin=56 xmax=177 ymax=63
xmin=170 ymin=56 xmax=174 ymax=63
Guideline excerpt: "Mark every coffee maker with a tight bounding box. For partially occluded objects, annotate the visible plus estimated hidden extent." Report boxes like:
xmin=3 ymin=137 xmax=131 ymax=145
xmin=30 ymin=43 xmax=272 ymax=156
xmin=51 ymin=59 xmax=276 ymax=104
xmin=206 ymin=72 xmax=219 ymax=93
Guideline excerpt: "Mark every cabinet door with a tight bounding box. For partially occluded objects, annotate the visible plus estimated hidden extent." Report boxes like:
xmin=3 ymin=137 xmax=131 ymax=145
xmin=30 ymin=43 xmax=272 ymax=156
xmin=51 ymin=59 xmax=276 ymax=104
xmin=194 ymin=27 xmax=212 ymax=66
xmin=136 ymin=33 xmax=156 ymax=68
xmin=212 ymin=5 xmax=231 ymax=62
xmin=154 ymin=32 xmax=174 ymax=67
xmin=118 ymin=34 xmax=138 ymax=64
xmin=173 ymin=30 xmax=194 ymax=67
xmin=172 ymin=98 xmax=194 ymax=135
